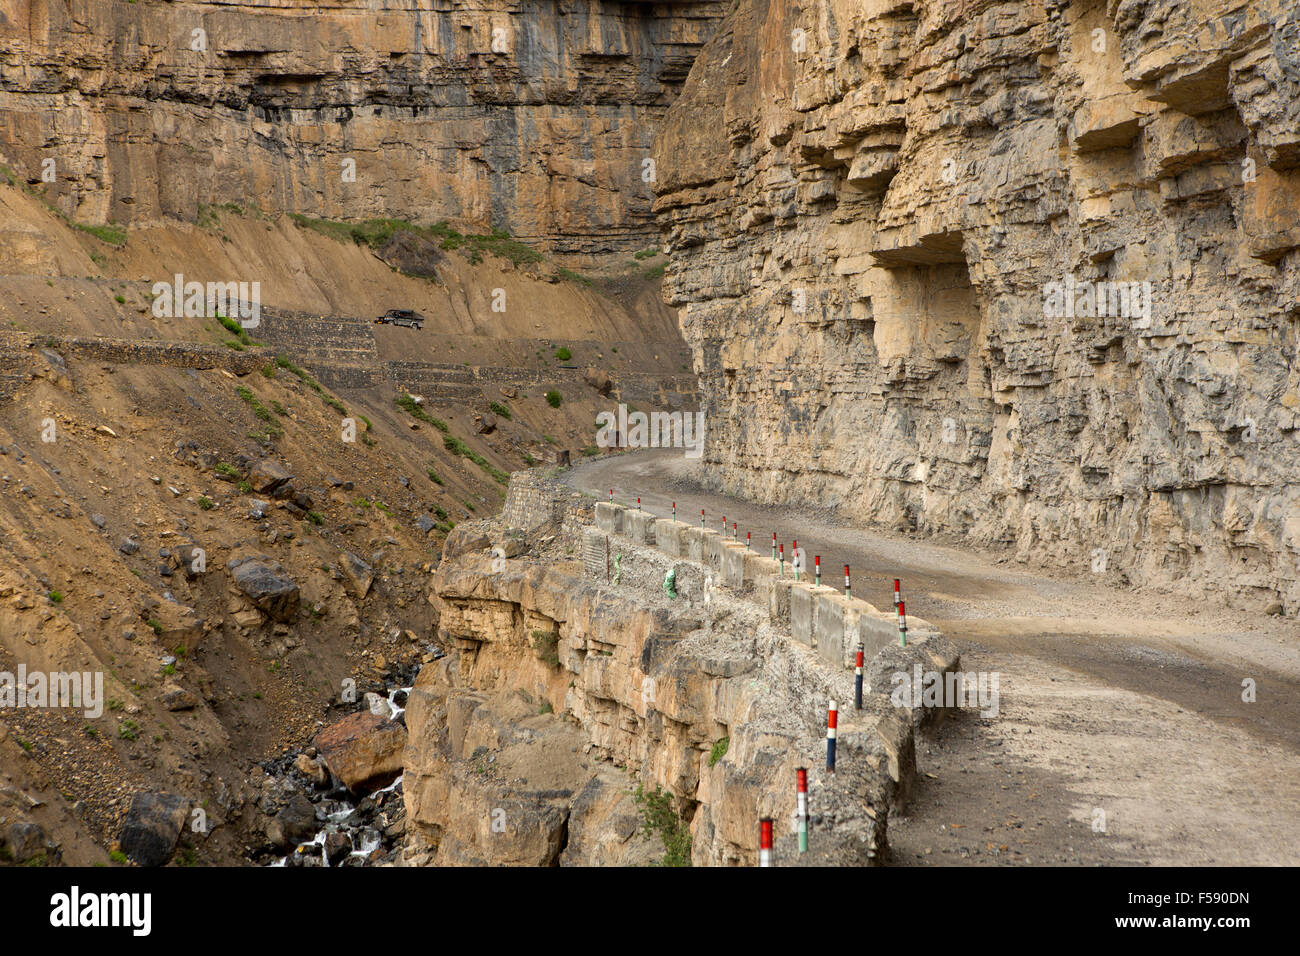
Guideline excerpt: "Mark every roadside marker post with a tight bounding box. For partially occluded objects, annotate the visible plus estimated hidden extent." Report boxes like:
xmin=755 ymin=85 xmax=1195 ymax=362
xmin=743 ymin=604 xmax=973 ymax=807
xmin=746 ymin=531 xmax=751 ymax=551
xmin=796 ymin=768 xmax=809 ymax=854
xmin=814 ymin=555 xmax=821 ymax=588
xmin=826 ymin=700 xmax=837 ymax=772
xmin=854 ymin=642 xmax=864 ymax=710
xmin=898 ymin=600 xmax=908 ymax=647
xmin=793 ymin=540 xmax=799 ymax=581
xmin=732 ymin=521 xmax=737 ymax=542
xmin=893 ymin=578 xmax=901 ymax=608
xmin=701 ymin=508 xmax=705 ymax=530
xmin=779 ymin=543 xmax=784 ymax=577
xmin=844 ymin=564 xmax=851 ymax=599
xmin=771 ymin=532 xmax=777 ymax=561
xmin=609 ymin=488 xmax=613 ymax=503
xmin=672 ymin=501 xmax=676 ymax=520
xmin=760 ymin=818 xmax=774 ymax=867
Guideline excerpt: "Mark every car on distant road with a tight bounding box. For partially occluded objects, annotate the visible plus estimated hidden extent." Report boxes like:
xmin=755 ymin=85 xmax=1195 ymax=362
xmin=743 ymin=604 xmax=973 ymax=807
xmin=375 ymin=309 xmax=424 ymax=329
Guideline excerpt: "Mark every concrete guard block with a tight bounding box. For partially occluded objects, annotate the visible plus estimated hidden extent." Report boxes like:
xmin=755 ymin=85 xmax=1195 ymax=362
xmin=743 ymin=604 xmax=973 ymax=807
xmin=595 ymin=501 xmax=625 ymax=535
xmin=769 ymin=577 xmax=794 ymax=628
xmin=721 ymin=543 xmax=748 ymax=590
xmin=626 ymin=509 xmax=656 ymax=545
xmin=655 ymin=519 xmax=687 ymax=557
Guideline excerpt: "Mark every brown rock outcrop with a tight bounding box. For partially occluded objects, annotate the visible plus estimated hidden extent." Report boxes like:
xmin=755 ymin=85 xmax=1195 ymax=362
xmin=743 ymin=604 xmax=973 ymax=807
xmin=0 ymin=0 xmax=725 ymax=262
xmin=654 ymin=0 xmax=1300 ymax=611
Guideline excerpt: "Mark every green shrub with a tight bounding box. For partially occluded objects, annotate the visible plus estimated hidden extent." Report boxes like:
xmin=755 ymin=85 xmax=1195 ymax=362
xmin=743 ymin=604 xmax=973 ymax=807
xmin=545 ymin=390 xmax=562 ymax=408
xmin=396 ymin=392 xmax=449 ymax=431
xmin=49 ymin=590 xmax=64 ymax=604
xmin=531 ymin=630 xmax=560 ymax=668
xmin=554 ymin=347 xmax=571 ymax=361
xmin=197 ymin=496 xmax=214 ymax=511
xmin=488 ymin=401 xmax=511 ymax=420
xmin=633 ymin=785 xmax=692 ymax=867
xmin=708 ymin=736 xmax=730 ymax=767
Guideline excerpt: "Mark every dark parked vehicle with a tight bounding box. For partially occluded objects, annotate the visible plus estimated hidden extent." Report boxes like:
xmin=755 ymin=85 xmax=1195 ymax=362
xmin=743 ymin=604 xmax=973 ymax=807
xmin=375 ymin=309 xmax=424 ymax=329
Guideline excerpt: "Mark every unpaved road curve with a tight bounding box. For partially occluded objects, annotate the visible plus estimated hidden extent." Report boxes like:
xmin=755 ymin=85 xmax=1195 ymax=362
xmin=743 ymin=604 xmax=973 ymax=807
xmin=564 ymin=449 xmax=1300 ymax=866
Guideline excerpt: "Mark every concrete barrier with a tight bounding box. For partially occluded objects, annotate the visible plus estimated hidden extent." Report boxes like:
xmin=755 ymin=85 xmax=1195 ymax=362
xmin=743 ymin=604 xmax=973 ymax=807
xmin=655 ymin=519 xmax=688 ymax=557
xmin=769 ymin=577 xmax=794 ymax=628
xmin=745 ymin=554 xmax=782 ymax=606
xmin=595 ymin=502 xmax=625 ymax=535
xmin=859 ymin=610 xmax=902 ymax=658
xmin=688 ymin=528 xmax=715 ymax=565
xmin=790 ymin=582 xmax=836 ymax=647
xmin=706 ymin=533 xmax=730 ymax=572
xmin=817 ymin=593 xmax=862 ymax=668
xmin=721 ymin=543 xmax=748 ymax=590
xmin=626 ymin=509 xmax=656 ymax=545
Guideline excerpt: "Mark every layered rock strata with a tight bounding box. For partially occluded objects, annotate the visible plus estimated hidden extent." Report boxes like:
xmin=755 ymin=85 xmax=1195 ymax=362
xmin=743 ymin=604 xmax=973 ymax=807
xmin=654 ymin=0 xmax=1300 ymax=610
xmin=404 ymin=474 xmax=959 ymax=865
xmin=0 ymin=0 xmax=724 ymax=259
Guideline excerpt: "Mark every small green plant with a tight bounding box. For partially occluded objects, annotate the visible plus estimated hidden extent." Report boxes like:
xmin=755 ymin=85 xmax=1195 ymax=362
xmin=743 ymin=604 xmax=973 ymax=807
xmin=545 ymin=390 xmax=563 ymax=408
xmin=109 ymin=850 xmax=129 ymax=865
xmin=118 ymin=720 xmax=139 ymax=741
xmin=306 ymin=510 xmax=324 ymax=526
xmin=554 ymin=347 xmax=571 ymax=361
xmin=633 ymin=785 xmax=692 ymax=867
xmin=488 ymin=401 xmax=511 ymax=420
xmin=197 ymin=496 xmax=214 ymax=511
xmin=531 ymin=629 xmax=560 ymax=668
xmin=16 ymin=738 xmax=32 ymax=753
xmin=114 ymin=294 xmax=126 ymax=304
xmin=556 ymin=267 xmax=592 ymax=286
xmin=708 ymin=736 xmax=730 ymax=767
xmin=49 ymin=590 xmax=64 ymax=604
xmin=215 ymin=462 xmax=239 ymax=478
xmin=539 ymin=700 xmax=554 ymax=715
xmin=237 ymin=480 xmax=252 ymax=494
xmin=426 ymin=467 xmax=444 ymax=486
xmin=146 ymin=619 xmax=163 ymax=636
xmin=396 ymin=392 xmax=449 ymax=432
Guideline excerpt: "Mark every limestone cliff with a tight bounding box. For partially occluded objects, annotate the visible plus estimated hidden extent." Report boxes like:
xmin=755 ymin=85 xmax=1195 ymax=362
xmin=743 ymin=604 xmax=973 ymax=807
xmin=654 ymin=0 xmax=1300 ymax=610
xmin=0 ymin=0 xmax=723 ymax=261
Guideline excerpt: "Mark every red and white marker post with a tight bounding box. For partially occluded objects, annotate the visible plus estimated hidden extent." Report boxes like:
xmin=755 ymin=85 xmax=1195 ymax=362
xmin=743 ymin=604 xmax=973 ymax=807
xmin=854 ymin=641 xmax=865 ymax=710
xmin=796 ymin=768 xmax=809 ymax=854
xmin=746 ymin=531 xmax=751 ymax=551
xmin=759 ymin=817 xmax=774 ymax=867
xmin=779 ymin=543 xmax=784 ymax=577
xmin=893 ymin=578 xmax=901 ymax=608
xmin=898 ymin=599 xmax=908 ymax=647
xmin=814 ymin=555 xmax=821 ymax=587
xmin=844 ymin=564 xmax=851 ymax=599
xmin=771 ymin=532 xmax=777 ymax=561
xmin=826 ymin=700 xmax=838 ymax=772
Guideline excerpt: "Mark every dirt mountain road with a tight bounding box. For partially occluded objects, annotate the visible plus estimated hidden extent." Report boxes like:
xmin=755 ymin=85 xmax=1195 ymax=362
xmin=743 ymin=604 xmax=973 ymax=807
xmin=564 ymin=449 xmax=1300 ymax=866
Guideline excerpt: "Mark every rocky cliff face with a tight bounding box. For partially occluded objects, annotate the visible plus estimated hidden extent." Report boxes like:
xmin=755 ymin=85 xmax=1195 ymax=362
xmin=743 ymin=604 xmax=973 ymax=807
xmin=403 ymin=476 xmax=951 ymax=866
xmin=654 ymin=0 xmax=1300 ymax=610
xmin=0 ymin=0 xmax=723 ymax=260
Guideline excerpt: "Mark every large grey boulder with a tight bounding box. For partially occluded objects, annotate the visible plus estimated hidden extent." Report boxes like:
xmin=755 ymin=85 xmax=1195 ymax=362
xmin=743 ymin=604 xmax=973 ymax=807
xmin=230 ymin=556 xmax=300 ymax=622
xmin=119 ymin=792 xmax=188 ymax=867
